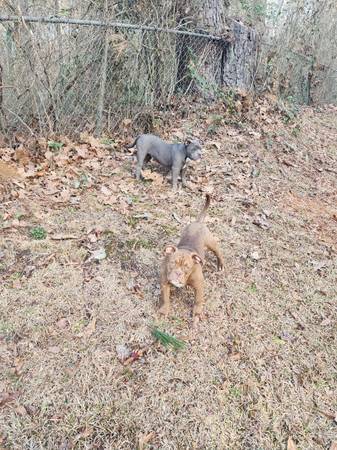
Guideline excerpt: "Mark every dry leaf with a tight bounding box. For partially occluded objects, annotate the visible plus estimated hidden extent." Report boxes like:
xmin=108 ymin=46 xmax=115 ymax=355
xmin=48 ymin=346 xmax=61 ymax=354
xmin=76 ymin=147 xmax=89 ymax=158
xmin=57 ymin=189 xmax=71 ymax=202
xmin=287 ymin=437 xmax=298 ymax=450
xmin=0 ymin=161 xmax=20 ymax=180
xmin=330 ymin=442 xmax=337 ymax=450
xmin=253 ymin=214 xmax=271 ymax=230
xmin=102 ymin=196 xmax=117 ymax=206
xmin=208 ymin=141 xmax=222 ymax=149
xmin=0 ymin=392 xmax=18 ymax=407
xmin=15 ymin=405 xmax=28 ymax=416
xmin=14 ymin=148 xmax=30 ymax=165
xmin=141 ymin=170 xmax=163 ymax=184
xmin=45 ymin=150 xmax=53 ymax=160
xmin=74 ymin=426 xmax=94 ymax=442
xmin=138 ymin=432 xmax=155 ymax=450
xmin=100 ymin=185 xmax=112 ymax=196
xmin=172 ymin=130 xmax=185 ymax=140
xmin=13 ymin=357 xmax=24 ymax=376
xmin=83 ymin=318 xmax=96 ymax=338
xmin=123 ymin=348 xmax=147 ymax=366
xmin=116 ymin=344 xmax=131 ymax=361
xmin=56 ymin=318 xmax=69 ymax=329
xmin=318 ymin=409 xmax=336 ymax=420
xmin=90 ymin=248 xmax=107 ymax=261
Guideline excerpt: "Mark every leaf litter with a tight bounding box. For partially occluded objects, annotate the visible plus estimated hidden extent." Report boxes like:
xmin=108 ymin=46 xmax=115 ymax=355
xmin=0 ymin=97 xmax=337 ymax=449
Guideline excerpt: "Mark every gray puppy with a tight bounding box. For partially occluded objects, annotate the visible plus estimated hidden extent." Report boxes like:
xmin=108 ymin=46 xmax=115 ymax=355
xmin=127 ymin=134 xmax=202 ymax=189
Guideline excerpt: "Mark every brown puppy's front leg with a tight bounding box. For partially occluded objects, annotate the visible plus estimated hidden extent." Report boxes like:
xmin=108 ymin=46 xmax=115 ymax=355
xmin=188 ymin=267 xmax=205 ymax=325
xmin=159 ymin=280 xmax=171 ymax=317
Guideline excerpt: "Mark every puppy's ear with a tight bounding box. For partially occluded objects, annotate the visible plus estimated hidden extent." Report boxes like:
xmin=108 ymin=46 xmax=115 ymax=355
xmin=185 ymin=137 xmax=201 ymax=146
xmin=192 ymin=254 xmax=203 ymax=265
xmin=164 ymin=245 xmax=177 ymax=255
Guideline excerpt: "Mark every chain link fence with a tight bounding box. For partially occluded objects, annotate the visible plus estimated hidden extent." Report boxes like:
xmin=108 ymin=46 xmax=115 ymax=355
xmin=0 ymin=15 xmax=258 ymax=138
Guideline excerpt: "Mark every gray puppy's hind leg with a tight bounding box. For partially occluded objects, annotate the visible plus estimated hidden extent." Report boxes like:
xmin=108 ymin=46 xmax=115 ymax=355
xmin=181 ymin=165 xmax=187 ymax=187
xmin=135 ymin=149 xmax=148 ymax=180
xmin=171 ymin=165 xmax=181 ymax=190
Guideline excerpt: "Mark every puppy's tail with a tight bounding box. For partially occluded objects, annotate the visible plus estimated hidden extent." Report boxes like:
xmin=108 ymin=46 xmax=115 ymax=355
xmin=197 ymin=194 xmax=211 ymax=222
xmin=125 ymin=136 xmax=139 ymax=150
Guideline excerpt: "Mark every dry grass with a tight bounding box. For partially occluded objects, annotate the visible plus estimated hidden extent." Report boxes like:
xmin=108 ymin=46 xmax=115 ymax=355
xmin=1 ymin=104 xmax=336 ymax=450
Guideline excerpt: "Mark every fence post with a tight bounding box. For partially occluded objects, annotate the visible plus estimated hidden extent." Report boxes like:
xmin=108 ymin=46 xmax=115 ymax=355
xmin=95 ymin=0 xmax=109 ymax=136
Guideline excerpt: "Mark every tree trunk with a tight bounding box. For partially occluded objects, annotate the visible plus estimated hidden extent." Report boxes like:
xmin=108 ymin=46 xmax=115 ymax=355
xmin=221 ymin=20 xmax=257 ymax=90
xmin=178 ymin=0 xmax=258 ymax=95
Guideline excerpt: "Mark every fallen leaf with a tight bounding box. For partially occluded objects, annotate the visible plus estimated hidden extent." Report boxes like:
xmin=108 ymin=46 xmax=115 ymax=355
xmin=76 ymin=147 xmax=89 ymax=158
xmin=122 ymin=118 xmax=132 ymax=126
xmin=90 ymin=248 xmax=107 ymax=261
xmin=253 ymin=214 xmax=271 ymax=230
xmin=83 ymin=318 xmax=97 ymax=338
xmin=138 ymin=432 xmax=155 ymax=450
xmin=74 ymin=426 xmax=94 ymax=442
xmin=60 ymin=190 xmax=71 ymax=201
xmin=0 ymin=161 xmax=21 ymax=180
xmin=123 ymin=348 xmax=147 ymax=365
xmin=116 ymin=344 xmax=131 ymax=361
xmin=45 ymin=150 xmax=54 ymax=160
xmin=56 ymin=318 xmax=69 ymax=329
xmin=15 ymin=405 xmax=28 ymax=416
xmin=172 ymin=130 xmax=185 ymax=140
xmin=248 ymin=131 xmax=261 ymax=139
xmin=208 ymin=141 xmax=222 ymax=150
xmin=311 ymin=260 xmax=328 ymax=271
xmin=141 ymin=170 xmax=163 ymax=184
xmin=320 ymin=318 xmax=332 ymax=327
xmin=330 ymin=442 xmax=337 ymax=450
xmin=250 ymin=251 xmax=260 ymax=261
xmin=287 ymin=437 xmax=298 ymax=450
xmin=230 ymin=352 xmax=242 ymax=361
xmin=48 ymin=346 xmax=61 ymax=354
xmin=14 ymin=147 xmax=30 ymax=165
xmin=317 ymin=409 xmax=336 ymax=421
xmin=13 ymin=357 xmax=24 ymax=377
xmin=102 ymin=196 xmax=117 ymax=206
xmin=0 ymin=392 xmax=18 ymax=407
xmin=100 ymin=185 xmax=112 ymax=196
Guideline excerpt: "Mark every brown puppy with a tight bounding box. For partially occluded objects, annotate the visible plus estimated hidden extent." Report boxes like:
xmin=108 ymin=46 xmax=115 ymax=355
xmin=159 ymin=194 xmax=224 ymax=325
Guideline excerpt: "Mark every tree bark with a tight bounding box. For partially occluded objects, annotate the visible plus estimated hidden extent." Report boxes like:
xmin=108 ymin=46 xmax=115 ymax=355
xmin=178 ymin=0 xmax=258 ymax=95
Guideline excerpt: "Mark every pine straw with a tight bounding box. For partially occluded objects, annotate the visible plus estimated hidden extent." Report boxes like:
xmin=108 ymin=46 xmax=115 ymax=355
xmin=0 ymin=105 xmax=336 ymax=450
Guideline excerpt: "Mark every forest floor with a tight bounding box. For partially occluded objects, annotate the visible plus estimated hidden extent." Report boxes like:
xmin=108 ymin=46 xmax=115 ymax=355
xmin=0 ymin=96 xmax=337 ymax=450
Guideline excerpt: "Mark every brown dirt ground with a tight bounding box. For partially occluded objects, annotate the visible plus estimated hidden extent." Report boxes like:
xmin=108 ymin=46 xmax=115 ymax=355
xmin=0 ymin=102 xmax=337 ymax=450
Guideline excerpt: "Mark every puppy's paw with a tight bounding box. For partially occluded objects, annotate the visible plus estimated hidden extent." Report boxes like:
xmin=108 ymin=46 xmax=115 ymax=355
xmin=192 ymin=315 xmax=200 ymax=329
xmin=217 ymin=259 xmax=225 ymax=271
xmin=158 ymin=305 xmax=170 ymax=317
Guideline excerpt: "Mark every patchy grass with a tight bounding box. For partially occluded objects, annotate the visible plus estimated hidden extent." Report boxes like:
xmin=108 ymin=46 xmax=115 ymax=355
xmin=0 ymin=105 xmax=336 ymax=450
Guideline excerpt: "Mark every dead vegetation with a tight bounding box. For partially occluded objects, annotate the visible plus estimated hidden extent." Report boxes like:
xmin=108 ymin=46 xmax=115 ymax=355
xmin=0 ymin=96 xmax=336 ymax=450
